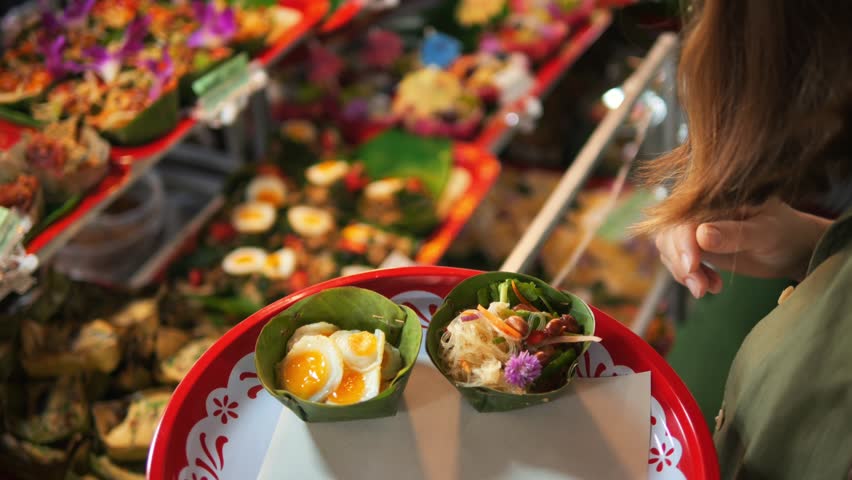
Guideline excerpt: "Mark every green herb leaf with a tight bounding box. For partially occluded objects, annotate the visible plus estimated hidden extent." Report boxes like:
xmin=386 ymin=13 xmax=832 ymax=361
xmin=492 ymin=337 xmax=506 ymax=345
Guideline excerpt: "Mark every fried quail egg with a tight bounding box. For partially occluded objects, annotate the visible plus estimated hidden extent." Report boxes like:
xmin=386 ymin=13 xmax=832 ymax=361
xmin=262 ymin=248 xmax=297 ymax=280
xmin=330 ymin=329 xmax=385 ymax=372
xmin=222 ymin=247 xmax=267 ymax=275
xmin=305 ymin=160 xmax=350 ymax=187
xmin=232 ymin=202 xmax=276 ymax=234
xmin=246 ymin=175 xmax=287 ymax=208
xmin=325 ymin=364 xmax=381 ymax=405
xmin=341 ymin=223 xmax=373 ymax=247
xmin=287 ymin=205 xmax=334 ymax=237
xmin=381 ymin=343 xmax=403 ymax=381
xmin=364 ymin=178 xmax=405 ymax=201
xmin=278 ymin=335 xmax=343 ymax=402
xmin=286 ymin=322 xmax=339 ymax=351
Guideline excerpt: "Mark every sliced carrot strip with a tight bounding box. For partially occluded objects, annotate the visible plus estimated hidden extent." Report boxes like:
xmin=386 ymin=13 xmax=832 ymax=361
xmin=511 ymin=280 xmax=540 ymax=312
xmin=477 ymin=305 xmax=522 ymax=339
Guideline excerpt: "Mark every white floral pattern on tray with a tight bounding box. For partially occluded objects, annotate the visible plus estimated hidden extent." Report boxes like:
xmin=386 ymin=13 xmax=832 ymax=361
xmin=177 ymin=290 xmax=687 ymax=479
xmin=578 ymin=342 xmax=686 ymax=479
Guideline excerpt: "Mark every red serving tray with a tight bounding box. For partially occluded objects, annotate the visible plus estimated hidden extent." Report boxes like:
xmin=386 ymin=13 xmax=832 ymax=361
xmin=148 ymin=266 xmax=719 ymax=480
xmin=474 ymin=9 xmax=613 ymax=152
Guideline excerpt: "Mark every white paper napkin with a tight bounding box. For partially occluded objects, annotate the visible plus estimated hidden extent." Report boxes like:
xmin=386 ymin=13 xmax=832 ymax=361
xmin=258 ymin=360 xmax=650 ymax=480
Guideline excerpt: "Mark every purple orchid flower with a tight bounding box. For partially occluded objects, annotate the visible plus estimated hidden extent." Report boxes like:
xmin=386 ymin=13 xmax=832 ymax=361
xmin=83 ymin=15 xmax=150 ymax=83
xmin=504 ymin=350 xmax=542 ymax=389
xmin=139 ymin=49 xmax=174 ymax=101
xmin=41 ymin=36 xmax=82 ymax=77
xmin=187 ymin=1 xmax=236 ymax=49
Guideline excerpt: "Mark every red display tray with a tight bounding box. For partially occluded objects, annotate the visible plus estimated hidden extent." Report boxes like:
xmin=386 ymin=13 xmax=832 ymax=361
xmin=415 ymin=143 xmax=500 ymax=264
xmin=25 ymin=163 xmax=132 ymax=255
xmin=0 ymin=119 xmax=134 ymax=256
xmin=475 ymin=9 xmax=613 ymax=152
xmin=148 ymin=266 xmax=719 ymax=480
xmin=320 ymin=0 xmax=366 ymax=33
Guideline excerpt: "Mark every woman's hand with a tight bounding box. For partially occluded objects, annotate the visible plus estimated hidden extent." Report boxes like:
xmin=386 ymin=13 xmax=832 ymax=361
xmin=654 ymin=198 xmax=832 ymax=298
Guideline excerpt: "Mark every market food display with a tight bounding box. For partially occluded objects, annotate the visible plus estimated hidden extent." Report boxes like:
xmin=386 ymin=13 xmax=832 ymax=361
xmin=255 ymin=286 xmax=421 ymax=422
xmin=426 ymin=271 xmax=596 ymax=412
xmin=167 ymin=125 xmax=481 ymax=321
xmin=1 ymin=117 xmax=110 ymax=240
xmin=0 ymin=0 xmax=304 ymax=145
xmin=0 ymin=272 xmax=212 ymax=478
xmin=268 ymin=0 xmax=602 ymax=142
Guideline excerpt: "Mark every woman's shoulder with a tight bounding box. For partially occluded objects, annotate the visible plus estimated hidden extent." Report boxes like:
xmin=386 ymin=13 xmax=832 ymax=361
xmin=715 ymin=221 xmax=852 ymax=479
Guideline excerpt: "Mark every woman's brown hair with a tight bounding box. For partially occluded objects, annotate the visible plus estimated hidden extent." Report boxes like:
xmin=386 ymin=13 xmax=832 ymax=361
xmin=637 ymin=0 xmax=852 ymax=232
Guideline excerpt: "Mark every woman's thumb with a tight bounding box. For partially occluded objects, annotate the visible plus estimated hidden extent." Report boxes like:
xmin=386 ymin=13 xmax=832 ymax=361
xmin=696 ymin=221 xmax=760 ymax=254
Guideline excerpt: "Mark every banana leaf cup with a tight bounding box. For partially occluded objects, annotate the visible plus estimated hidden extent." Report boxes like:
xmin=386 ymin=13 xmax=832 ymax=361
xmin=426 ymin=271 xmax=596 ymax=413
xmin=99 ymin=88 xmax=181 ymax=146
xmin=255 ymin=286 xmax=422 ymax=423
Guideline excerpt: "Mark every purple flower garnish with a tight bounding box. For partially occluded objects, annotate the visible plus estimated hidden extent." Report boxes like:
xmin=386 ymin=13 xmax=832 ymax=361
xmin=121 ymin=15 xmax=151 ymax=56
xmin=83 ymin=15 xmax=150 ymax=82
xmin=504 ymin=351 xmax=541 ymax=389
xmin=363 ymin=29 xmax=403 ymax=69
xmin=187 ymin=1 xmax=236 ymax=49
xmin=139 ymin=50 xmax=174 ymax=101
xmin=41 ymin=36 xmax=82 ymax=77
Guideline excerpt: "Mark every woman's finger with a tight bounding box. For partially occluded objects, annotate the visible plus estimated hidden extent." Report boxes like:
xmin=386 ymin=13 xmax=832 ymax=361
xmin=701 ymin=264 xmax=724 ymax=294
xmin=697 ymin=220 xmax=761 ymax=254
xmin=674 ymin=224 xmax=702 ymax=275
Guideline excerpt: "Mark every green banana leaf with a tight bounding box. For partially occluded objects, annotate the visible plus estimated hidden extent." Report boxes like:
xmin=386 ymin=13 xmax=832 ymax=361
xmin=425 ymin=271 xmax=596 ymax=413
xmin=0 ymin=105 xmax=44 ymax=128
xmin=23 ymin=194 xmax=82 ymax=245
xmin=100 ymin=89 xmax=180 ymax=146
xmin=255 ymin=286 xmax=422 ymax=422
xmin=356 ymin=129 xmax=452 ymax=200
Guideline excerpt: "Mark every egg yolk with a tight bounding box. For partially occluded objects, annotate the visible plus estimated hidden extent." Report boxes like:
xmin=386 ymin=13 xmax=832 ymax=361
xmin=348 ymin=332 xmax=377 ymax=357
xmin=266 ymin=255 xmax=280 ymax=268
xmin=257 ymin=189 xmax=284 ymax=206
xmin=303 ymin=214 xmax=323 ymax=227
xmin=342 ymin=225 xmax=370 ymax=244
xmin=317 ymin=160 xmax=341 ymax=173
xmin=238 ymin=209 xmax=264 ymax=221
xmin=328 ymin=367 xmax=365 ymax=405
xmin=235 ymin=255 xmax=256 ymax=265
xmin=281 ymin=352 xmax=328 ymax=400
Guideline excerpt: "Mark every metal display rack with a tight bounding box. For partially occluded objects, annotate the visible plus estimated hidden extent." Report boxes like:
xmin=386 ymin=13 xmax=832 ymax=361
xmin=500 ymin=33 xmax=681 ymax=338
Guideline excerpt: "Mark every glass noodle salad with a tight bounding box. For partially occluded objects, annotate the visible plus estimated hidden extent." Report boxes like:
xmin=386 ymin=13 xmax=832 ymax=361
xmin=440 ymin=279 xmax=601 ymax=394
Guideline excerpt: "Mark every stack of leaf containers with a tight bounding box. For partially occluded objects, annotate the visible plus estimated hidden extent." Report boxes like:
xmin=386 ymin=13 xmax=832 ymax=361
xmin=256 ymin=272 xmax=597 ymax=421
xmin=0 ymin=0 xmax=304 ymax=146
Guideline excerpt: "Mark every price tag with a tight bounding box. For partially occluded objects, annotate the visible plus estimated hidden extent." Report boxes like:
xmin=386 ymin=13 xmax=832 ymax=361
xmin=193 ymin=53 xmax=250 ymax=98
xmin=192 ymin=54 xmax=268 ymax=127
xmin=0 ymin=207 xmax=39 ymax=300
